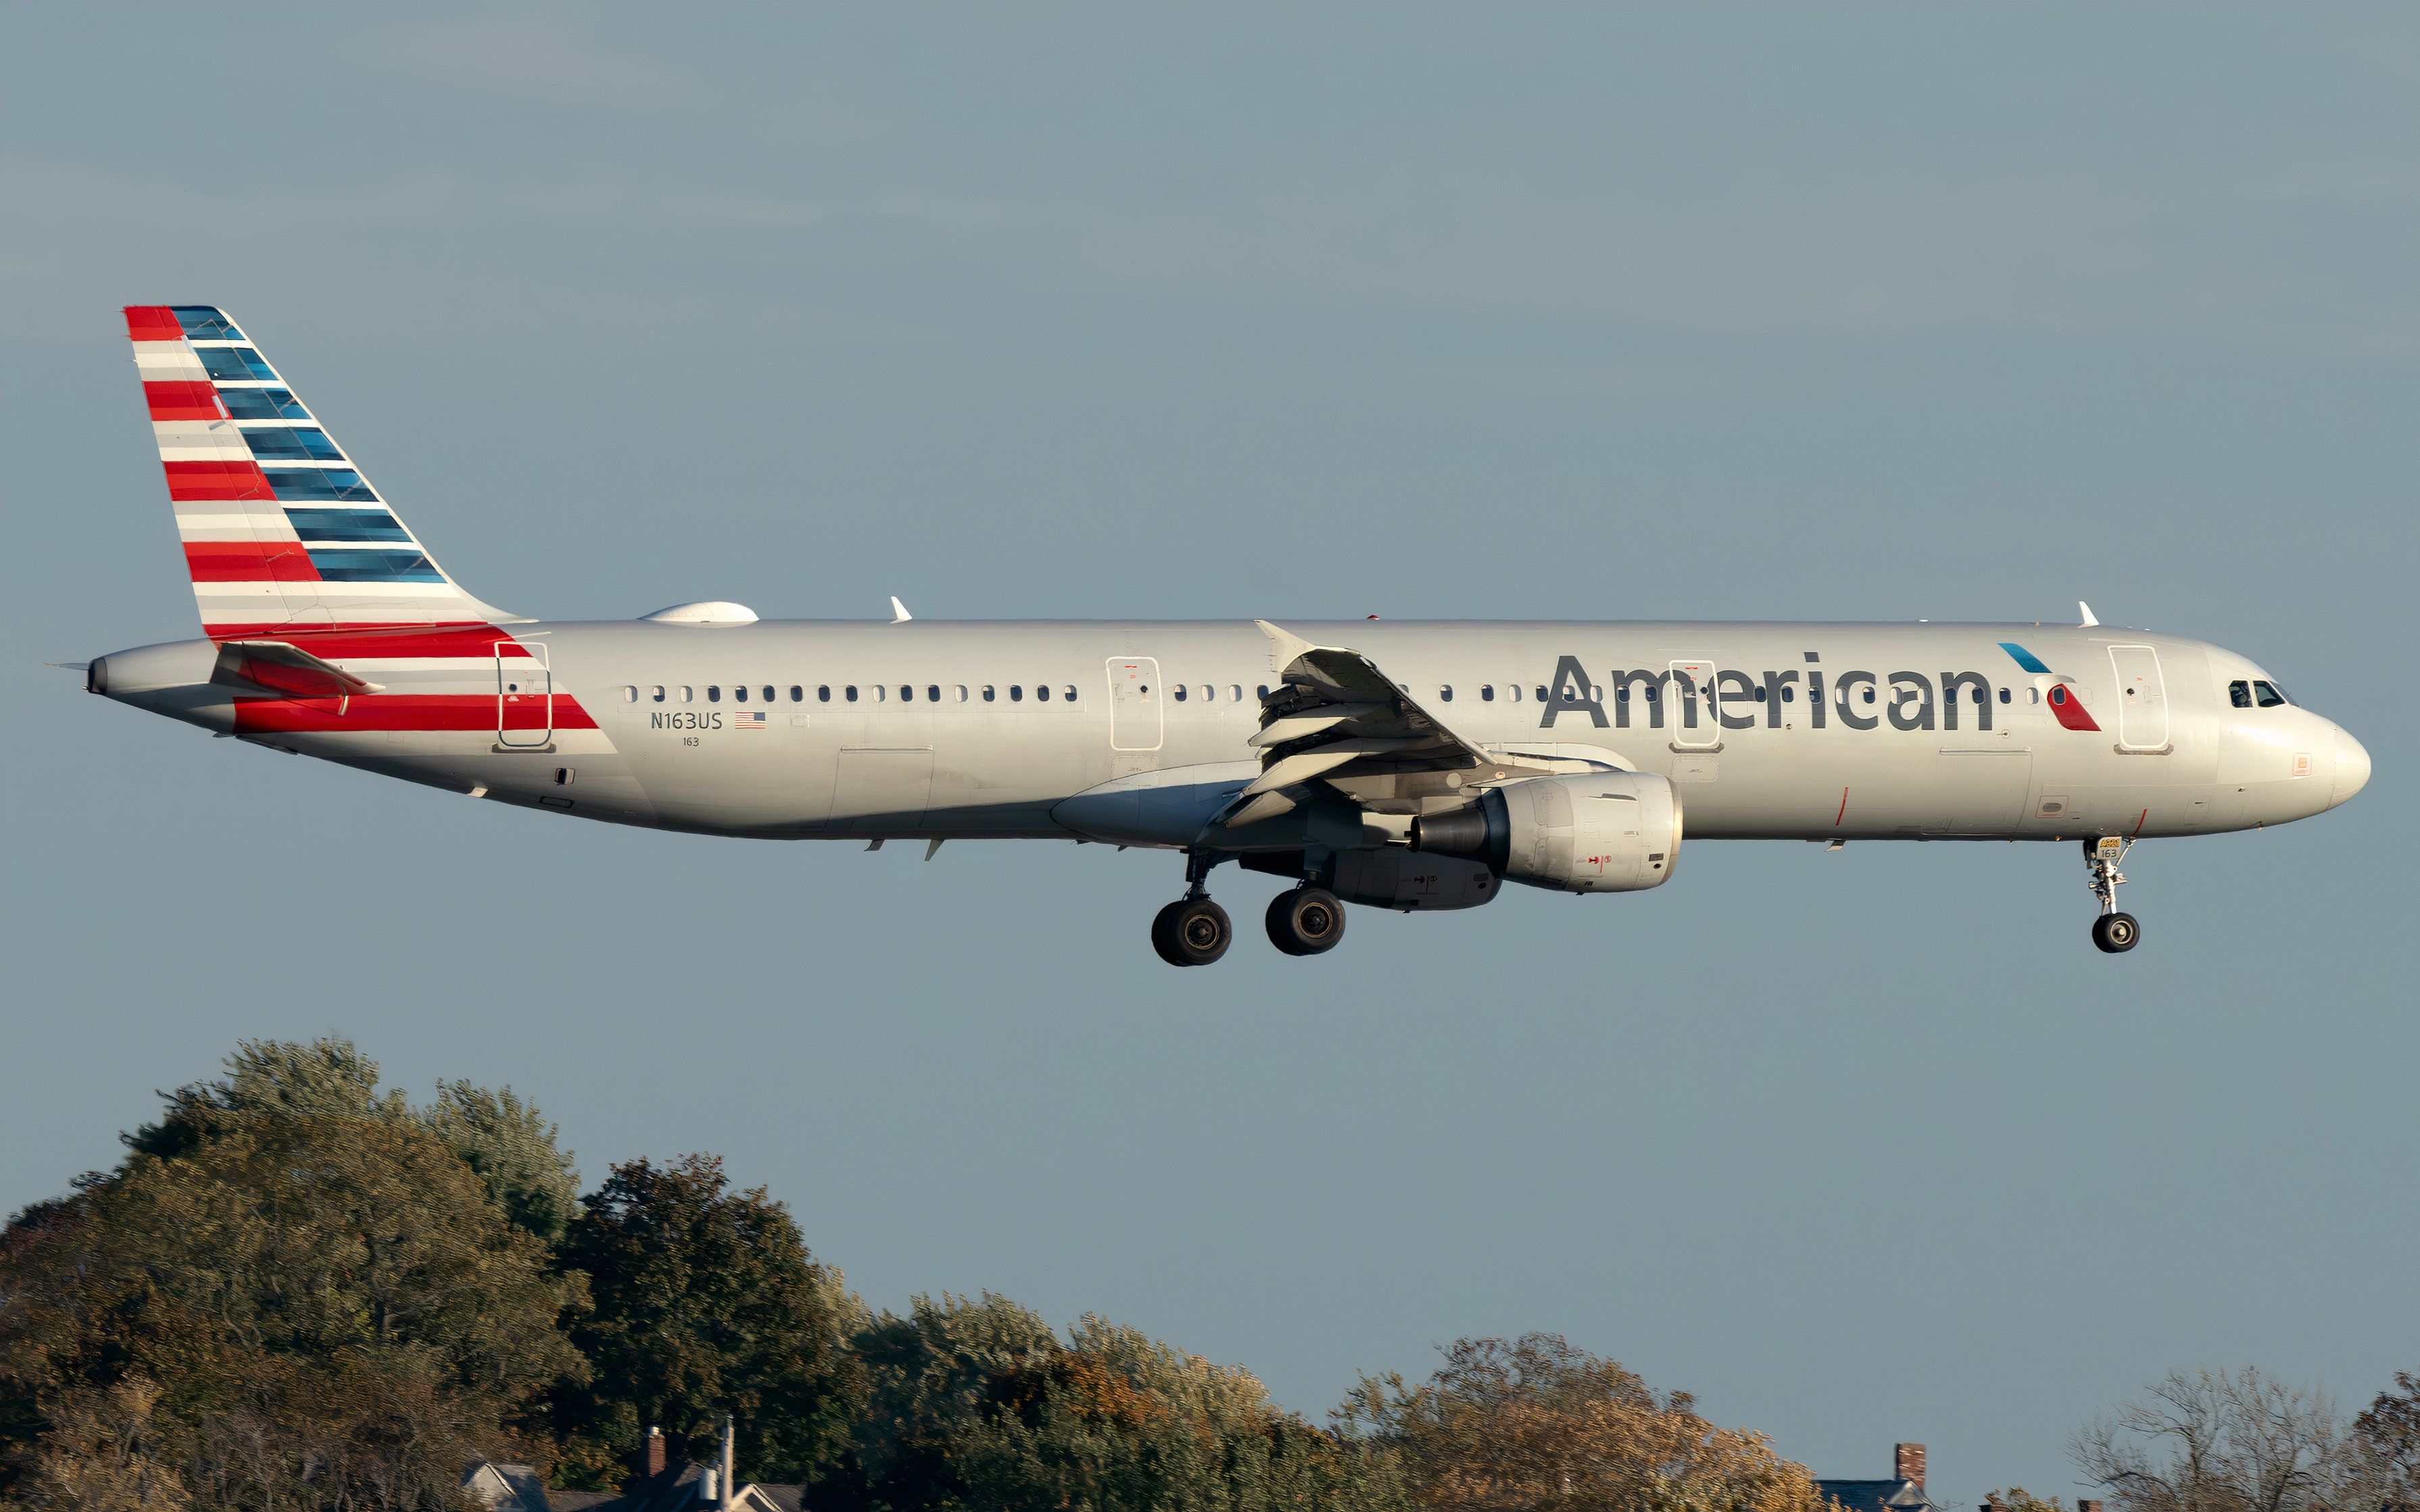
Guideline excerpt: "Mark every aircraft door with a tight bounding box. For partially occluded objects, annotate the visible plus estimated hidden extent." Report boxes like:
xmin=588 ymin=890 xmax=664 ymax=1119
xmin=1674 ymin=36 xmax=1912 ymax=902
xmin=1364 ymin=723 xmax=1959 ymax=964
xmin=1108 ymin=657 xmax=1163 ymax=752
xmin=2109 ymin=645 xmax=2169 ymax=752
xmin=496 ymin=642 xmax=552 ymax=748
xmin=1668 ymin=658 xmax=1720 ymax=749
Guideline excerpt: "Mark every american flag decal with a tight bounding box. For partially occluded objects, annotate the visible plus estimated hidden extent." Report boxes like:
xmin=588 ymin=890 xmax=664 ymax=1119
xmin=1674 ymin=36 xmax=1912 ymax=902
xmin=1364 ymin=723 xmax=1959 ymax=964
xmin=735 ymin=710 xmax=766 ymax=729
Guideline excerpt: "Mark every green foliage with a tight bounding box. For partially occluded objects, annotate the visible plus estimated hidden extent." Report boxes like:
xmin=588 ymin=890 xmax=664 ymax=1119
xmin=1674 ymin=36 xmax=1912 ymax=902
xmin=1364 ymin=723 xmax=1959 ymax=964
xmin=124 ymin=1035 xmax=408 ymax=1159
xmin=552 ymin=1153 xmax=866 ymax=1488
xmin=422 ymin=1079 xmax=581 ymax=1244
xmin=827 ymin=1294 xmax=1406 ymax=1512
xmin=0 ymin=1109 xmax=581 ymax=1509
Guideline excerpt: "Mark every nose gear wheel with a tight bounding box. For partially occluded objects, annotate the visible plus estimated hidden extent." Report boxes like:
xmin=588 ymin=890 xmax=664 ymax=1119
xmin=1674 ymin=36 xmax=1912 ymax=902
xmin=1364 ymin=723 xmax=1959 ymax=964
xmin=2083 ymin=838 xmax=2142 ymax=954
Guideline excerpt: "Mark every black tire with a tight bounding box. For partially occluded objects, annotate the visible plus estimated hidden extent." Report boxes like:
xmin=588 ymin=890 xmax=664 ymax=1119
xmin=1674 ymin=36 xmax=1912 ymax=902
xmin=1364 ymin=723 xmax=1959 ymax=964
xmin=2091 ymin=912 xmax=2140 ymax=954
xmin=1154 ymin=898 xmax=1232 ymax=967
xmin=1266 ymin=887 xmax=1347 ymax=956
xmin=1151 ymin=901 xmax=1192 ymax=967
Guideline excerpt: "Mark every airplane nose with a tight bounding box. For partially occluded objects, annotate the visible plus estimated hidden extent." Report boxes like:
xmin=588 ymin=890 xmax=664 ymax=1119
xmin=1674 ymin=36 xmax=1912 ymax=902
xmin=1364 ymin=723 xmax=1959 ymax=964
xmin=2332 ymin=727 xmax=2370 ymax=808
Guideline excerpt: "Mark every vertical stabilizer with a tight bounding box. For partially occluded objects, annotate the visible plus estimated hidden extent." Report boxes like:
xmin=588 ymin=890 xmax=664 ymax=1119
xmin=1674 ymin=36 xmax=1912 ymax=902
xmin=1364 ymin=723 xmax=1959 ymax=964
xmin=124 ymin=305 xmax=516 ymax=638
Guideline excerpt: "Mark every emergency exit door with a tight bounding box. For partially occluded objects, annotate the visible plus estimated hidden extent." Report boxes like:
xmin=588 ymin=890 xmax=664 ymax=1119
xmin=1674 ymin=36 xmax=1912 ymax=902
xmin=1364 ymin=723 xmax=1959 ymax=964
xmin=495 ymin=642 xmax=552 ymax=748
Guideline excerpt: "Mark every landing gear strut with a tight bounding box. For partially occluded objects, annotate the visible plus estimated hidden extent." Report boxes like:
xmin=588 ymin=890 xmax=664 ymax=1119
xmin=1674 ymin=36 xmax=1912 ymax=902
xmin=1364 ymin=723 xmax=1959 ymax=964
xmin=2084 ymin=837 xmax=2140 ymax=954
xmin=1151 ymin=850 xmax=1232 ymax=967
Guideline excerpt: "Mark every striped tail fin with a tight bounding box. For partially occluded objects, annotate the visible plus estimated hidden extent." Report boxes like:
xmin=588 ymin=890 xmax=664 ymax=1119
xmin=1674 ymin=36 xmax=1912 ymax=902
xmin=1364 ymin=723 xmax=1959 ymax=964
xmin=125 ymin=305 xmax=516 ymax=639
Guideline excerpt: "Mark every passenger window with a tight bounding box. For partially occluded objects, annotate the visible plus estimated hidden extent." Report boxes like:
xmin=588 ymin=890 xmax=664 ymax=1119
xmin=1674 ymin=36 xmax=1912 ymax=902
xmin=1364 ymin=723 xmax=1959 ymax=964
xmin=1535 ymin=686 xmax=1549 ymax=702
xmin=1509 ymin=685 xmax=1522 ymax=703
xmin=651 ymin=685 xmax=666 ymax=702
xmin=1862 ymin=687 xmax=1876 ymax=704
xmin=1173 ymin=685 xmax=1188 ymax=702
xmin=1011 ymin=685 xmax=1024 ymax=702
xmin=1998 ymin=687 xmax=2010 ymax=704
xmin=1063 ymin=685 xmax=1078 ymax=702
xmin=1439 ymin=685 xmax=1453 ymax=702
xmin=763 ymin=686 xmax=775 ymax=703
xmin=845 ymin=685 xmax=858 ymax=702
xmin=982 ymin=685 xmax=996 ymax=702
xmin=2028 ymin=687 xmax=2040 ymax=704
xmin=2254 ymin=680 xmax=2287 ymax=708
xmin=1753 ymin=685 xmax=1767 ymax=702
xmin=1228 ymin=685 xmax=1242 ymax=702
xmin=2229 ymin=680 xmax=2253 ymax=708
xmin=954 ymin=685 xmax=968 ymax=702
xmin=1038 ymin=685 xmax=1052 ymax=702
xmin=1256 ymin=685 xmax=1269 ymax=698
xmin=707 ymin=685 xmax=721 ymax=702
xmin=875 ymin=685 xmax=888 ymax=702
xmin=1480 ymin=685 xmax=1495 ymax=702
xmin=1973 ymin=687 xmax=1987 ymax=704
xmin=679 ymin=686 xmax=694 ymax=703
xmin=924 ymin=685 xmax=938 ymax=702
xmin=622 ymin=685 xmax=637 ymax=702
xmin=1782 ymin=686 xmax=1795 ymax=703
xmin=818 ymin=685 xmax=831 ymax=702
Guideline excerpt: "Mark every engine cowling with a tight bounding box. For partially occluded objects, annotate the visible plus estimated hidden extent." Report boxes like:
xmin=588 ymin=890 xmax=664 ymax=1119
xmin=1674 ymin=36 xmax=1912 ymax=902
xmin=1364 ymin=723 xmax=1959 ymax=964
xmin=1409 ymin=772 xmax=1681 ymax=893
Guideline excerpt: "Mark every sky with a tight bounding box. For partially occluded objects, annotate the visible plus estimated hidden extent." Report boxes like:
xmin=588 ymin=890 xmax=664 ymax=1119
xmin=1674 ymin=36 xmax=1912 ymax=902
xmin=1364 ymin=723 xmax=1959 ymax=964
xmin=3 ymin=3 xmax=2415 ymax=1501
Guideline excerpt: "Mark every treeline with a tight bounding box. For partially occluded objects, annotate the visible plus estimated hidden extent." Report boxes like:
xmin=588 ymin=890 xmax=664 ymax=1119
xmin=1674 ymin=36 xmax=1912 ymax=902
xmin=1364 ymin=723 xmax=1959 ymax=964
xmin=1 ymin=1039 xmax=2411 ymax=1512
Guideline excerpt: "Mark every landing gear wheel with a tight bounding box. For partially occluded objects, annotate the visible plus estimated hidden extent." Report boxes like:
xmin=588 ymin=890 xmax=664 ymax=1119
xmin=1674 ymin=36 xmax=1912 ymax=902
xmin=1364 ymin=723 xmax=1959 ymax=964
xmin=1152 ymin=898 xmax=1232 ymax=967
xmin=2091 ymin=912 xmax=2140 ymax=954
xmin=1266 ymin=887 xmax=1347 ymax=956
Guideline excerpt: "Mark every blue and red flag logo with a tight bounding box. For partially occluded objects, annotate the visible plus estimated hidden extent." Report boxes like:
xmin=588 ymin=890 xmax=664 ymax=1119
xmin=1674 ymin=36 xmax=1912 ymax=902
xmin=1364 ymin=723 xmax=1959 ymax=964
xmin=2000 ymin=642 xmax=2100 ymax=731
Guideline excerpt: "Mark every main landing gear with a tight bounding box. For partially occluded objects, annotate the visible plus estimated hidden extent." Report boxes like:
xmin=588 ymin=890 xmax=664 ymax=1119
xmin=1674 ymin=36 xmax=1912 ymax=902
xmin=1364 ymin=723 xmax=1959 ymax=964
xmin=1152 ymin=851 xmax=1233 ymax=967
xmin=1266 ymin=886 xmax=1347 ymax=956
xmin=2084 ymin=837 xmax=2141 ymax=954
xmin=1149 ymin=853 xmax=1348 ymax=965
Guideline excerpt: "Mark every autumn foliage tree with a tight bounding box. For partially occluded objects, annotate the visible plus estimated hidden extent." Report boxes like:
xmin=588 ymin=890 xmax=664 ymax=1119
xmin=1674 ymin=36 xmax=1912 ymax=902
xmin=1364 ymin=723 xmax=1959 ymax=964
xmin=0 ymin=1109 xmax=581 ymax=1509
xmin=1337 ymin=1334 xmax=1824 ymax=1512
xmin=551 ymin=1153 xmax=866 ymax=1488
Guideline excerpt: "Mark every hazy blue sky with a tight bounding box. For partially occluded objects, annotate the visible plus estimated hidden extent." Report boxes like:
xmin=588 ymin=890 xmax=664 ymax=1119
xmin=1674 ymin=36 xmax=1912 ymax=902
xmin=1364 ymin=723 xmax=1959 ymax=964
xmin=5 ymin=5 xmax=2414 ymax=1502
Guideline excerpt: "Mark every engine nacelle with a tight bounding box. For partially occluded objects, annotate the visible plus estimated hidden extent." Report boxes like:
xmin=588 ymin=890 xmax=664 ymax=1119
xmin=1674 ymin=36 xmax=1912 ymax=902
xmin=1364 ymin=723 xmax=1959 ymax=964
xmin=1409 ymin=772 xmax=1682 ymax=894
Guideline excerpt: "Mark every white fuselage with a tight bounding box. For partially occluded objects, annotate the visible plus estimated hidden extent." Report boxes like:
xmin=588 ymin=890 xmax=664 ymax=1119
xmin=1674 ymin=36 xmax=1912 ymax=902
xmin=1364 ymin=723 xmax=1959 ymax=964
xmin=93 ymin=618 xmax=2367 ymax=846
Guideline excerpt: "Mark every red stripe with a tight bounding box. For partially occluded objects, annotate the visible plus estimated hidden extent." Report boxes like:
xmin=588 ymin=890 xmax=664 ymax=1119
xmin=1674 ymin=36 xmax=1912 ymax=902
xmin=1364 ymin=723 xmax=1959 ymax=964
xmin=2047 ymin=683 xmax=2102 ymax=732
xmin=124 ymin=305 xmax=183 ymax=342
xmin=1834 ymin=787 xmax=1849 ymax=825
xmin=185 ymin=541 xmax=322 ymax=583
xmin=201 ymin=623 xmax=531 ymax=659
xmin=2132 ymin=808 xmax=2148 ymax=837
xmin=145 ymin=381 xmax=225 ymax=421
xmin=235 ymin=694 xmax=598 ymax=734
xmin=162 ymin=458 xmax=275 ymax=501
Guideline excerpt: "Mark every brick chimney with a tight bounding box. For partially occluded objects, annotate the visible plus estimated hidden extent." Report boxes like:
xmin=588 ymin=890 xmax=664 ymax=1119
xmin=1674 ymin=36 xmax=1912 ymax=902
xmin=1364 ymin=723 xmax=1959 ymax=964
xmin=644 ymin=1425 xmax=667 ymax=1479
xmin=1894 ymin=1444 xmax=1926 ymax=1491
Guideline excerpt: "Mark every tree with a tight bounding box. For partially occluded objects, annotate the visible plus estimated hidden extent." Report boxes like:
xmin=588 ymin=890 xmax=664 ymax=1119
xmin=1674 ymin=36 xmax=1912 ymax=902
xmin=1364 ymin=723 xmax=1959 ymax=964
xmin=2068 ymin=1367 xmax=2368 ymax=1512
xmin=7 ymin=1376 xmax=188 ymax=1512
xmin=124 ymin=1035 xmax=408 ymax=1159
xmin=2355 ymin=1373 xmax=2419 ymax=1512
xmin=1337 ymin=1334 xmax=1824 ymax=1512
xmin=831 ymin=1294 xmax=1403 ymax=1512
xmin=0 ymin=1111 xmax=582 ymax=1509
xmin=552 ymin=1154 xmax=865 ymax=1488
xmin=422 ymin=1080 xmax=580 ymax=1245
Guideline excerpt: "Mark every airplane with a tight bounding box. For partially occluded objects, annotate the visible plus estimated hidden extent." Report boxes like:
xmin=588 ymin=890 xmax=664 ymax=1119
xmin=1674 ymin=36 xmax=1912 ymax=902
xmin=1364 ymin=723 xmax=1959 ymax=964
xmin=79 ymin=306 xmax=2370 ymax=965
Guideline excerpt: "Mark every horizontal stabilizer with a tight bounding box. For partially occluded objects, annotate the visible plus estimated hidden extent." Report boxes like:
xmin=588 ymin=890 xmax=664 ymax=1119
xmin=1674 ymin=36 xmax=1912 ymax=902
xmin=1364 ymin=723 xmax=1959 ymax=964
xmin=212 ymin=639 xmax=385 ymax=699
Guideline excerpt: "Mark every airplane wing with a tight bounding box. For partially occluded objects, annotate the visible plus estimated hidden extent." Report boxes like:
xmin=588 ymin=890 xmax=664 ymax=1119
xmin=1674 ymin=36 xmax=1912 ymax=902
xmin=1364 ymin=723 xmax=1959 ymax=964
xmin=1212 ymin=620 xmax=1499 ymax=829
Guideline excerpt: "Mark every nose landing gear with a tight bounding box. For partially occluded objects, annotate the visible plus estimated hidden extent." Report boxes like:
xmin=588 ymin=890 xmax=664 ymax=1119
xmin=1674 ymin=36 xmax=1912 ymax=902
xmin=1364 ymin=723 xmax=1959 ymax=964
xmin=2085 ymin=837 xmax=2140 ymax=954
xmin=1151 ymin=850 xmax=1233 ymax=967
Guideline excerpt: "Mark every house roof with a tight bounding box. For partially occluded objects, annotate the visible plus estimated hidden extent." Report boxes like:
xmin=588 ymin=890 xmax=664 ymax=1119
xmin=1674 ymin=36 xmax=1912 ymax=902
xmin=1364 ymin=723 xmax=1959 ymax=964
xmin=1820 ymin=1479 xmax=1941 ymax=1512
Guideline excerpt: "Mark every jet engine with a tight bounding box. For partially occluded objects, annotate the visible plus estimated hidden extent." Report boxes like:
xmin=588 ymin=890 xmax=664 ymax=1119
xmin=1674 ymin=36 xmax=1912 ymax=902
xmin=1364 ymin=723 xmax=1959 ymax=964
xmin=1409 ymin=771 xmax=1681 ymax=893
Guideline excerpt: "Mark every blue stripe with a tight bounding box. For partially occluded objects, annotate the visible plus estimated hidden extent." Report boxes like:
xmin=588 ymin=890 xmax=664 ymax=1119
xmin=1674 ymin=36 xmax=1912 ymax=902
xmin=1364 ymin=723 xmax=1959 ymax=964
xmin=286 ymin=507 xmax=410 ymax=543
xmin=265 ymin=466 xmax=376 ymax=503
xmin=1998 ymin=641 xmax=2051 ymax=674
xmin=306 ymin=548 xmax=442 ymax=583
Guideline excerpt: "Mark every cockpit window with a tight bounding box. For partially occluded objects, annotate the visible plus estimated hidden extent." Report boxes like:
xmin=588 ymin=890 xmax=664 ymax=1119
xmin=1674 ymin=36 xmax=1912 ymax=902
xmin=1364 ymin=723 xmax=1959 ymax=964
xmin=2252 ymin=680 xmax=2288 ymax=708
xmin=2229 ymin=680 xmax=2253 ymax=708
